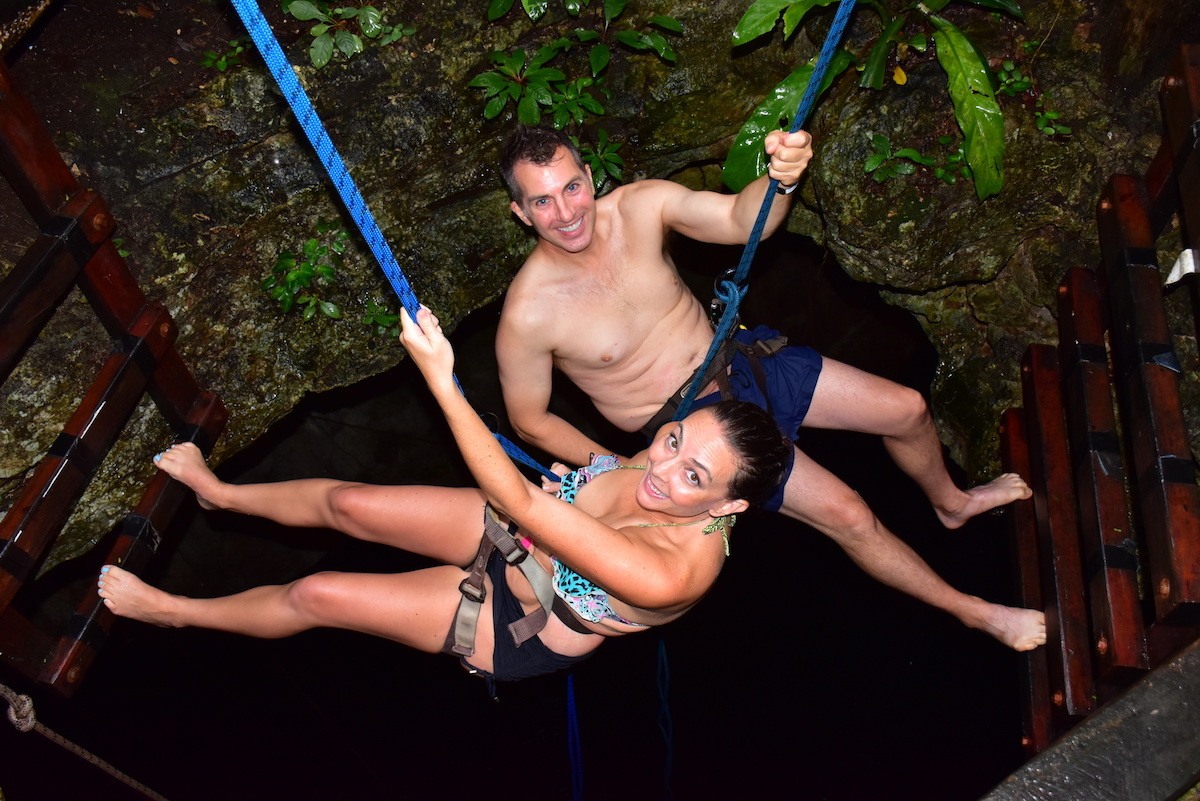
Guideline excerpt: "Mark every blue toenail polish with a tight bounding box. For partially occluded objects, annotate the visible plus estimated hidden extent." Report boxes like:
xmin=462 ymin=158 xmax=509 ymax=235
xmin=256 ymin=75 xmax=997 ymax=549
xmin=154 ymin=453 xmax=162 ymax=462
xmin=101 ymin=565 xmax=109 ymax=573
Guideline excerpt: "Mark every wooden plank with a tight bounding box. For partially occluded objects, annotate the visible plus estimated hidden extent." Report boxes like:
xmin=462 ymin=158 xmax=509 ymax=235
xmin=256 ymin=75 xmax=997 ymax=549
xmin=1096 ymin=175 xmax=1200 ymax=626
xmin=0 ymin=191 xmax=114 ymax=383
xmin=39 ymin=391 xmax=227 ymax=696
xmin=1021 ymin=344 xmax=1096 ymax=720
xmin=1155 ymin=43 xmax=1199 ymax=245
xmin=1056 ymin=266 xmax=1149 ymax=687
xmin=999 ymin=406 xmax=1054 ymax=756
xmin=0 ymin=62 xmax=80 ymax=227
xmin=0 ymin=305 xmax=177 ymax=609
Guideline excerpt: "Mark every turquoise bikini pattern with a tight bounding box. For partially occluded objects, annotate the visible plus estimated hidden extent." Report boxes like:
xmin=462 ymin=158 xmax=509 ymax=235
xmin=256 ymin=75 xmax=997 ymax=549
xmin=551 ymin=455 xmax=642 ymax=626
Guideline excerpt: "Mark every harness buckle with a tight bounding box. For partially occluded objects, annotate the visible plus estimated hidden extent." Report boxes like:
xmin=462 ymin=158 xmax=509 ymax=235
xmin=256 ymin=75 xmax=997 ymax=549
xmin=458 ymin=578 xmax=486 ymax=603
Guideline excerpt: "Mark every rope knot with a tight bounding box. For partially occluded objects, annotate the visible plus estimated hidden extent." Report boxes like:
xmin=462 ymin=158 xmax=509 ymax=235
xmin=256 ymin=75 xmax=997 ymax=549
xmin=7 ymin=692 xmax=35 ymax=732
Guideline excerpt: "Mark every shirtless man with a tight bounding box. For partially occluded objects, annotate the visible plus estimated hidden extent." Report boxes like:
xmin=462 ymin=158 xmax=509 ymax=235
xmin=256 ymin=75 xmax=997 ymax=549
xmin=494 ymin=125 xmax=1045 ymax=652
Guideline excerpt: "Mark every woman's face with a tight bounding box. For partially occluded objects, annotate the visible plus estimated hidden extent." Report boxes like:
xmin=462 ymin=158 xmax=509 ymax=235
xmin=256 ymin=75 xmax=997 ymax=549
xmin=639 ymin=408 xmax=747 ymax=519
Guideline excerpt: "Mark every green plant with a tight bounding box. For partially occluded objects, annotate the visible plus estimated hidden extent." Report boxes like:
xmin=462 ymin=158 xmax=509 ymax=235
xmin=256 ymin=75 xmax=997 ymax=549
xmin=726 ymin=0 xmax=1025 ymax=201
xmin=996 ymin=59 xmax=1032 ymax=96
xmin=1034 ymin=99 xmax=1071 ymax=136
xmin=112 ymin=237 xmax=131 ymax=258
xmin=362 ymin=300 xmax=400 ymax=337
xmin=201 ymin=38 xmax=246 ymax=72
xmin=470 ymin=0 xmax=680 ymax=130
xmin=574 ymin=128 xmax=625 ymax=191
xmin=284 ymin=1 xmax=415 ymax=69
xmin=863 ymin=134 xmax=934 ymax=182
xmin=263 ymin=217 xmax=348 ymax=320
xmin=933 ymin=136 xmax=972 ymax=184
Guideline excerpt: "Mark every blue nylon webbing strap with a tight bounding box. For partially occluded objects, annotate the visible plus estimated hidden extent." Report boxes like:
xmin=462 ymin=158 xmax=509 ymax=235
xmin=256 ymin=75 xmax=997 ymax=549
xmin=674 ymin=0 xmax=857 ymax=420
xmin=229 ymin=0 xmax=556 ymax=480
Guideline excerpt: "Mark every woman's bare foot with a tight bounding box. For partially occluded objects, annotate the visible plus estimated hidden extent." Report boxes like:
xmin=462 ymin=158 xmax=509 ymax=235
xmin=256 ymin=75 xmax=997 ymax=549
xmin=977 ymin=603 xmax=1047 ymax=652
xmin=154 ymin=442 xmax=222 ymax=510
xmin=936 ymin=472 xmax=1033 ymax=530
xmin=97 ymin=565 xmax=182 ymax=627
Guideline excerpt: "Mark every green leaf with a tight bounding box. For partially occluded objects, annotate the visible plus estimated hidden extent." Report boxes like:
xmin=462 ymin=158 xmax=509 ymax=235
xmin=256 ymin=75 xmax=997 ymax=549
xmin=358 ymin=6 xmax=383 ymax=37
xmin=603 ymin=0 xmax=627 ymax=23
xmin=647 ymin=32 xmax=676 ymax=61
xmin=335 ymin=30 xmax=363 ymax=58
xmin=319 ymin=301 xmax=342 ymax=318
xmin=487 ymin=0 xmax=515 ymax=20
xmin=574 ymin=29 xmax=600 ymax=42
xmin=931 ymin=15 xmax=1005 ymax=199
xmin=468 ymin=72 xmax=508 ymax=91
xmin=526 ymin=67 xmax=567 ymax=83
xmin=782 ymin=0 xmax=838 ymax=40
xmin=579 ymin=94 xmax=605 ymax=114
xmin=287 ymin=1 xmax=327 ymax=21
xmin=961 ymin=0 xmax=1023 ymax=19
xmin=649 ymin=14 xmax=683 ymax=33
xmin=615 ymin=30 xmax=649 ymax=50
xmin=589 ymin=42 xmax=611 ymax=76
xmin=732 ymin=0 xmax=793 ymax=46
xmin=517 ymin=92 xmax=542 ymax=124
xmin=859 ymin=15 xmax=906 ymax=89
xmin=310 ymin=31 xmax=334 ymax=67
xmin=483 ymin=95 xmax=506 ymax=119
xmin=722 ymin=49 xmax=853 ymax=191
xmin=521 ymin=0 xmax=549 ymax=21
xmin=864 ymin=153 xmax=886 ymax=172
xmin=565 ymin=0 xmax=582 ymax=15
xmin=310 ymin=23 xmax=330 ymax=35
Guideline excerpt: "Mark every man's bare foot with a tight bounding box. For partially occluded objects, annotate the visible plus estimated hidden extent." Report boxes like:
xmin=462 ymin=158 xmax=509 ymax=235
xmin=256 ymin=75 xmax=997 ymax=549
xmin=936 ymin=472 xmax=1032 ymax=530
xmin=154 ymin=442 xmax=222 ymax=510
xmin=97 ymin=565 xmax=181 ymax=627
xmin=978 ymin=603 xmax=1046 ymax=652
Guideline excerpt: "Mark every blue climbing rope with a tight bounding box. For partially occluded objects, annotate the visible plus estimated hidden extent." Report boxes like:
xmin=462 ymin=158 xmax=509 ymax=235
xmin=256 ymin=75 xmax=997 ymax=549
xmin=674 ymin=0 xmax=858 ymax=420
xmin=229 ymin=0 xmax=556 ymax=481
xmin=566 ymin=673 xmax=584 ymax=801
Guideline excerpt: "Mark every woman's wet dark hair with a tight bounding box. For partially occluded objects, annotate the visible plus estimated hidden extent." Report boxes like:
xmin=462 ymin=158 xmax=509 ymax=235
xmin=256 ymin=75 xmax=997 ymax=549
xmin=500 ymin=125 xmax=586 ymax=204
xmin=707 ymin=400 xmax=791 ymax=506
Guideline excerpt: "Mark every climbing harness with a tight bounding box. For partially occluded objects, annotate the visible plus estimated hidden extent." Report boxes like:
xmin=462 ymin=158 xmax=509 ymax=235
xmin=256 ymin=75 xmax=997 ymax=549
xmin=674 ymin=0 xmax=859 ymax=421
xmin=228 ymin=0 xmax=556 ymax=482
xmin=2 ymin=680 xmax=171 ymax=801
xmin=445 ymin=505 xmax=559 ymax=659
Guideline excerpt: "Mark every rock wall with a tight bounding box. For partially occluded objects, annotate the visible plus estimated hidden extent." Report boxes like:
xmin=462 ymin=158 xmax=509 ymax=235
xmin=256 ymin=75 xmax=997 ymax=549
xmin=1 ymin=0 xmax=1196 ymax=566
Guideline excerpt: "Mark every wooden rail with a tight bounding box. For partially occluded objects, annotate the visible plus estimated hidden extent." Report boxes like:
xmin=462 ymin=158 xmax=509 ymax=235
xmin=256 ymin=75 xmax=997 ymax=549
xmin=1002 ymin=43 xmax=1200 ymax=757
xmin=0 ymin=62 xmax=227 ymax=696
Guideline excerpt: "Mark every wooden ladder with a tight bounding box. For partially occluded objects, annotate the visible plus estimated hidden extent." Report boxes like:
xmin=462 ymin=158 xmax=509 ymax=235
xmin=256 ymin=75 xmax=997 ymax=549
xmin=0 ymin=62 xmax=227 ymax=696
xmin=1001 ymin=44 xmax=1200 ymax=758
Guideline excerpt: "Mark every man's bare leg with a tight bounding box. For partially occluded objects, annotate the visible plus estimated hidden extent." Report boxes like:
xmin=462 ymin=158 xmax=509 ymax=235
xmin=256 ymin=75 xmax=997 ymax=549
xmin=777 ymin=445 xmax=1046 ymax=652
xmin=802 ymin=358 xmax=1031 ymax=529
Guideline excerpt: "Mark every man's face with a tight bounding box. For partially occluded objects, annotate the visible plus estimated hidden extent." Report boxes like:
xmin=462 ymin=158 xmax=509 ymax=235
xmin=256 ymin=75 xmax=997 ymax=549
xmin=509 ymin=147 xmax=595 ymax=254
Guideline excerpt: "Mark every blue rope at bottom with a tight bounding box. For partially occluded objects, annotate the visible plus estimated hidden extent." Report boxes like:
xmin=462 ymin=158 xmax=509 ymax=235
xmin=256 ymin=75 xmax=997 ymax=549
xmin=229 ymin=0 xmax=557 ymax=481
xmin=566 ymin=673 xmax=584 ymax=801
xmin=657 ymin=639 xmax=674 ymax=801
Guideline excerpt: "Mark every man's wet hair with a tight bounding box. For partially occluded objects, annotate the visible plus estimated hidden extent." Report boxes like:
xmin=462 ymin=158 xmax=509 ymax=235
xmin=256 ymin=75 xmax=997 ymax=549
xmin=500 ymin=125 xmax=586 ymax=204
xmin=708 ymin=400 xmax=792 ymax=507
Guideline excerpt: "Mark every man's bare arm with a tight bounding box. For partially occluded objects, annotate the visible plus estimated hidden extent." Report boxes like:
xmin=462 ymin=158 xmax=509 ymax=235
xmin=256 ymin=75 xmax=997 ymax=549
xmin=663 ymin=129 xmax=813 ymax=244
xmin=495 ymin=301 xmax=613 ymax=467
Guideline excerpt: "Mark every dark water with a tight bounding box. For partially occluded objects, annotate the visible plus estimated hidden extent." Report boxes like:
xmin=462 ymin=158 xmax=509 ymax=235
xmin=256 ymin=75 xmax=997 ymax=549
xmin=1 ymin=234 xmax=1028 ymax=800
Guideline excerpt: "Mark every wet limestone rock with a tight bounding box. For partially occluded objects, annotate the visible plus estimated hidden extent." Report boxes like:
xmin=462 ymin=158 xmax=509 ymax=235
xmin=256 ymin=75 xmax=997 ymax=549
xmin=1 ymin=0 xmax=1196 ymax=568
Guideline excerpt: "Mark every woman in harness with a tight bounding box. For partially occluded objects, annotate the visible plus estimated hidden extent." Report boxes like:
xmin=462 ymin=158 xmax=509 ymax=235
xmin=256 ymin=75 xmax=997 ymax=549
xmin=97 ymin=306 xmax=791 ymax=683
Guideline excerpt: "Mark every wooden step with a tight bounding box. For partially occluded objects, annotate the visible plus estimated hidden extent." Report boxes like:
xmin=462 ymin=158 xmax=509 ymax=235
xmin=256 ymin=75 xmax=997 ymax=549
xmin=999 ymin=407 xmax=1054 ymax=755
xmin=1096 ymin=175 xmax=1200 ymax=626
xmin=1020 ymin=343 xmax=1096 ymax=721
xmin=1056 ymin=266 xmax=1149 ymax=686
